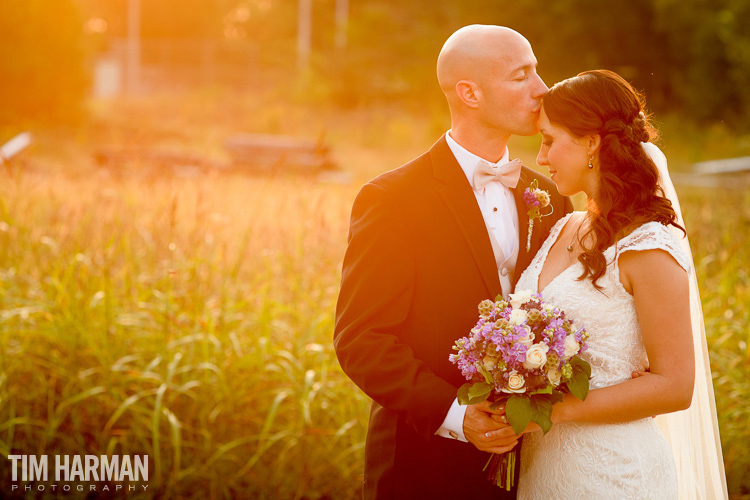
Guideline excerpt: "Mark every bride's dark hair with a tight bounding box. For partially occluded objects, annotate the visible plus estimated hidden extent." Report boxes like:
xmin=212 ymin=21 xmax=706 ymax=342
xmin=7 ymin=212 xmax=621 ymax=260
xmin=542 ymin=69 xmax=684 ymax=288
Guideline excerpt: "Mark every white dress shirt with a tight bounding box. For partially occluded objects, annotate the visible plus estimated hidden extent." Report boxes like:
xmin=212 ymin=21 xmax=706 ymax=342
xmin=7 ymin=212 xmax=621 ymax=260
xmin=435 ymin=131 xmax=520 ymax=443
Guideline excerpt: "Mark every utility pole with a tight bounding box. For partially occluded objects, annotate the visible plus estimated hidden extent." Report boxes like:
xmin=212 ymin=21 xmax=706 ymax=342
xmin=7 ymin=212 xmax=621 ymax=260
xmin=297 ymin=0 xmax=312 ymax=71
xmin=335 ymin=0 xmax=348 ymax=50
xmin=126 ymin=0 xmax=141 ymax=93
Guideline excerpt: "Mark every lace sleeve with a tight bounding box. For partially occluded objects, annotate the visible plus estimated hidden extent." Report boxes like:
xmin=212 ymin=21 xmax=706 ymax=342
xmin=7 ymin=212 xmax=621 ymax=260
xmin=616 ymin=222 xmax=691 ymax=272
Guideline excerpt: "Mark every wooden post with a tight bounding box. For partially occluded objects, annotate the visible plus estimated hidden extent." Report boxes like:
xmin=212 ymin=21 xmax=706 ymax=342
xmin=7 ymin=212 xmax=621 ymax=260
xmin=297 ymin=0 xmax=312 ymax=71
xmin=126 ymin=0 xmax=141 ymax=93
xmin=335 ymin=0 xmax=348 ymax=50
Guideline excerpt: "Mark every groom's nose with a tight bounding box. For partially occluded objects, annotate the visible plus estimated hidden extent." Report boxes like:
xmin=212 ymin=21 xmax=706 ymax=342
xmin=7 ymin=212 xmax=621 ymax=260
xmin=532 ymin=73 xmax=548 ymax=99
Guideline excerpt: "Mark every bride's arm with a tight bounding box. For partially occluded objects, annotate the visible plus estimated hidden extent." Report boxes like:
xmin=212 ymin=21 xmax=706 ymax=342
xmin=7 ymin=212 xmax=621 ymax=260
xmin=548 ymin=248 xmax=695 ymax=426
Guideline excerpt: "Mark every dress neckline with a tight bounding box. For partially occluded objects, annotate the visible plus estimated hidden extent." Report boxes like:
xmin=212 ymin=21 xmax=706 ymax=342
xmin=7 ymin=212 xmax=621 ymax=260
xmin=533 ymin=215 xmax=667 ymax=294
xmin=536 ymin=212 xmax=579 ymax=294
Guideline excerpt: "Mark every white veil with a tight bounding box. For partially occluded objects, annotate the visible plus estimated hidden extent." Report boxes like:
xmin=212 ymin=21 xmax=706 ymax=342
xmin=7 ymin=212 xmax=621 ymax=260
xmin=642 ymin=142 xmax=729 ymax=500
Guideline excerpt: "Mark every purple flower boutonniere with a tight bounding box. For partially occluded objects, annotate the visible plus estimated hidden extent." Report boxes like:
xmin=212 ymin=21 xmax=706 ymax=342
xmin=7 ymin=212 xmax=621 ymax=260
xmin=523 ymin=179 xmax=553 ymax=251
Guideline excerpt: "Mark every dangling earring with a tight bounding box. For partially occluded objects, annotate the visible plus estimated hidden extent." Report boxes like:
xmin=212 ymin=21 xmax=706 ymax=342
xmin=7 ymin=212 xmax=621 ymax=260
xmin=588 ymin=157 xmax=594 ymax=169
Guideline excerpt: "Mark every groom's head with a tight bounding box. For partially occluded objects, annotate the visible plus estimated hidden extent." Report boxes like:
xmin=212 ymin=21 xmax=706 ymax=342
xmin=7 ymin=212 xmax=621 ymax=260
xmin=437 ymin=25 xmax=548 ymax=138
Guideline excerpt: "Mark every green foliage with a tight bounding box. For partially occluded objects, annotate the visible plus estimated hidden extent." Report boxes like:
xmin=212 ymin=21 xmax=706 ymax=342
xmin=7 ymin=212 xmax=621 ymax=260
xmin=269 ymin=0 xmax=750 ymax=126
xmin=529 ymin=396 xmax=554 ymax=434
xmin=458 ymin=382 xmax=492 ymax=405
xmin=650 ymin=0 xmax=750 ymax=123
xmin=504 ymin=391 xmax=565 ymax=436
xmin=566 ymin=356 xmax=592 ymax=401
xmin=505 ymin=395 xmax=532 ymax=436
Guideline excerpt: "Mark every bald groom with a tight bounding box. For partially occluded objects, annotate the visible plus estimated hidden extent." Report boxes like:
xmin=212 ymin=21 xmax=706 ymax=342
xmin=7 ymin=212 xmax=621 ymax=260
xmin=334 ymin=25 xmax=572 ymax=499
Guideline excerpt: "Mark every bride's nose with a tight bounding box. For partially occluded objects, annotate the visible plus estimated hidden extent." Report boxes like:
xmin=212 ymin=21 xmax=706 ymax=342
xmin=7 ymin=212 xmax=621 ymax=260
xmin=537 ymin=149 xmax=548 ymax=167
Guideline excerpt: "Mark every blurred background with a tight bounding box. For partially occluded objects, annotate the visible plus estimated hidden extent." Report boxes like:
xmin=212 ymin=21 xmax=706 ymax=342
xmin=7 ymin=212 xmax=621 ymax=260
xmin=1 ymin=1 xmax=749 ymax=499
xmin=3 ymin=0 xmax=750 ymax=126
xmin=3 ymin=0 xmax=750 ymax=182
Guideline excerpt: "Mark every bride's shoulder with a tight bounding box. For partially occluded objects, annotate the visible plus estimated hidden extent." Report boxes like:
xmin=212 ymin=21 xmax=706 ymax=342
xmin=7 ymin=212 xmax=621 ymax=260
xmin=616 ymin=222 xmax=690 ymax=271
xmin=620 ymin=220 xmax=678 ymax=244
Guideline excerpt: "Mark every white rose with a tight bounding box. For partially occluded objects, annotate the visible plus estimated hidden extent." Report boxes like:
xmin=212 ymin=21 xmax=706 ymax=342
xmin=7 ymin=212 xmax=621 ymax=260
xmin=517 ymin=325 xmax=534 ymax=347
xmin=523 ymin=343 xmax=549 ymax=370
xmin=546 ymin=366 xmax=562 ymax=386
xmin=502 ymin=370 xmax=526 ymax=393
xmin=509 ymin=290 xmax=534 ymax=309
xmin=537 ymin=190 xmax=551 ymax=207
xmin=563 ymin=334 xmax=581 ymax=359
xmin=509 ymin=308 xmax=528 ymax=325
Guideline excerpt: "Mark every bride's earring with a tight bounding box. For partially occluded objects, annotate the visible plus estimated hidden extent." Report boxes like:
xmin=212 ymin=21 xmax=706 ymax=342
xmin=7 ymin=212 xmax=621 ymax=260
xmin=588 ymin=157 xmax=594 ymax=169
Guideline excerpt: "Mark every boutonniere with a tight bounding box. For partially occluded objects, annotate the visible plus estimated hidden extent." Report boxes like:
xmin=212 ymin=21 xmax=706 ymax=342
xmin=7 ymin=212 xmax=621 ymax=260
xmin=523 ymin=179 xmax=553 ymax=251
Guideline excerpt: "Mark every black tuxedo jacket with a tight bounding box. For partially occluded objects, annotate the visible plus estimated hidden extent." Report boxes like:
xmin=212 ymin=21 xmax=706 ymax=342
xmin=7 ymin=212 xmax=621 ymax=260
xmin=334 ymin=135 xmax=572 ymax=500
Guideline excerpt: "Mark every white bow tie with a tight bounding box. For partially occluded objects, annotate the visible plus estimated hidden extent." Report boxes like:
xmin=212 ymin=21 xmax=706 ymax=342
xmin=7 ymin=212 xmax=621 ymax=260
xmin=472 ymin=158 xmax=523 ymax=190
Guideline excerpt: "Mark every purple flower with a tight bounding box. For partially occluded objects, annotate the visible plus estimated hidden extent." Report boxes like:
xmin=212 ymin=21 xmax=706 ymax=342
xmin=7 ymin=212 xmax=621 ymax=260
xmin=523 ymin=189 xmax=540 ymax=208
xmin=450 ymin=293 xmax=588 ymax=395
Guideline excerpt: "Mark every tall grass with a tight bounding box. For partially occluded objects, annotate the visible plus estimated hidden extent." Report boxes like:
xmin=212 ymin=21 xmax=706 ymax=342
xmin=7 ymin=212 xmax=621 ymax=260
xmin=0 ymin=93 xmax=748 ymax=498
xmin=0 ymin=168 xmax=368 ymax=498
xmin=679 ymin=186 xmax=750 ymax=496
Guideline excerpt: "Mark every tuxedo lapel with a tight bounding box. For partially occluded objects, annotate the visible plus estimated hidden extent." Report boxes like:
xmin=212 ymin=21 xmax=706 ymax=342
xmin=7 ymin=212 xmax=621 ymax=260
xmin=429 ymin=136 xmax=501 ymax=297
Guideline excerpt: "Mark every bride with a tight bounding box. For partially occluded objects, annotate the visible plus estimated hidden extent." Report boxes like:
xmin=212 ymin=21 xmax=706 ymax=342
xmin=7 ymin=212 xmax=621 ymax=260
xmin=491 ymin=69 xmax=728 ymax=499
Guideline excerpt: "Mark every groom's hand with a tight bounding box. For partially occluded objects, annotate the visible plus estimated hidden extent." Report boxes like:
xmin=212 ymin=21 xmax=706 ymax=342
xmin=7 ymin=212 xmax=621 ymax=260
xmin=463 ymin=401 xmax=519 ymax=454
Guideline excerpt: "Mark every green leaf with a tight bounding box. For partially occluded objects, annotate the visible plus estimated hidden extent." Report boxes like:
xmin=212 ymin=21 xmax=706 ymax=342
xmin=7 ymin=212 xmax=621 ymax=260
xmin=494 ymin=294 xmax=503 ymax=302
xmin=549 ymin=391 xmax=564 ymax=405
xmin=530 ymin=385 xmax=554 ymax=395
xmin=569 ymin=356 xmax=592 ymax=377
xmin=489 ymin=397 xmax=509 ymax=411
xmin=468 ymin=382 xmax=493 ymax=400
xmin=458 ymin=382 xmax=491 ymax=405
xmin=505 ymin=394 xmax=531 ymax=435
xmin=530 ymin=396 xmax=554 ymax=434
xmin=458 ymin=383 xmax=472 ymax=405
xmin=457 ymin=384 xmax=470 ymax=405
xmin=566 ymin=369 xmax=590 ymax=401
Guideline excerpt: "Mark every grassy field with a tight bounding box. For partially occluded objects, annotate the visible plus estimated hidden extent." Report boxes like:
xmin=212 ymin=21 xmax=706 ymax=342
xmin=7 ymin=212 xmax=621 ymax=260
xmin=0 ymin=92 xmax=749 ymax=498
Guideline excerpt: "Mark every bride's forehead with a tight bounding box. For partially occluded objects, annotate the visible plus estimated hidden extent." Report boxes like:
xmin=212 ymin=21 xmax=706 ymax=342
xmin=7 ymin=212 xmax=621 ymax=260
xmin=538 ymin=114 xmax=563 ymax=135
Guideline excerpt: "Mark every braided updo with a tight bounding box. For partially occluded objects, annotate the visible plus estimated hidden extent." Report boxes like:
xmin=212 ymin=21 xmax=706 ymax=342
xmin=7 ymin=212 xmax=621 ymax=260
xmin=542 ymin=69 xmax=683 ymax=288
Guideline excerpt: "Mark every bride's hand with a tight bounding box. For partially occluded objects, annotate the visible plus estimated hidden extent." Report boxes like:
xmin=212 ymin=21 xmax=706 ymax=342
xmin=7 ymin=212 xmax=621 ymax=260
xmin=463 ymin=401 xmax=519 ymax=454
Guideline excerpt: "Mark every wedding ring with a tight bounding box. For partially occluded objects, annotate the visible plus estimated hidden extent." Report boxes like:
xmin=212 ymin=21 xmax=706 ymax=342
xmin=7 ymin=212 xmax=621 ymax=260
xmin=499 ymin=415 xmax=507 ymax=424
xmin=485 ymin=432 xmax=491 ymax=438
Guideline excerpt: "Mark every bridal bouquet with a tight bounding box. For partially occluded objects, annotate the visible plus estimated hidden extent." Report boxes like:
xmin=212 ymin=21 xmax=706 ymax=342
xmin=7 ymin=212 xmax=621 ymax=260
xmin=449 ymin=291 xmax=591 ymax=490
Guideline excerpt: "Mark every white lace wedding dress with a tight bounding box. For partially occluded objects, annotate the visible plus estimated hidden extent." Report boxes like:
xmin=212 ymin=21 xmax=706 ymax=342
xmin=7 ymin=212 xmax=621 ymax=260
xmin=515 ymin=212 xmax=690 ymax=500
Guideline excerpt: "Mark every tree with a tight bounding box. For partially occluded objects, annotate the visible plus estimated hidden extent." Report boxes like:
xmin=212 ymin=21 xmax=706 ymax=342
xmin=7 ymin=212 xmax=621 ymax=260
xmin=0 ymin=0 xmax=88 ymax=124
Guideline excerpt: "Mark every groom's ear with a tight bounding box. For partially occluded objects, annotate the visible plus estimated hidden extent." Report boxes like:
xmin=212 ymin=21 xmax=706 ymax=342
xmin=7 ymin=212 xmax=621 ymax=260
xmin=455 ymin=80 xmax=480 ymax=109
